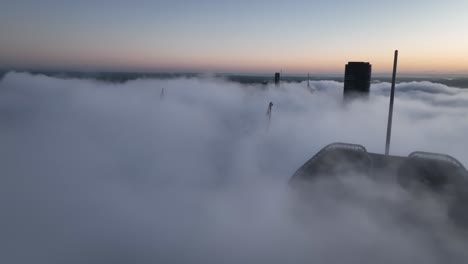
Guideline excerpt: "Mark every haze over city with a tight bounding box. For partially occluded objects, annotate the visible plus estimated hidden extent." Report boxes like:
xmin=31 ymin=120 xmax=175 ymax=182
xmin=1 ymin=0 xmax=468 ymax=74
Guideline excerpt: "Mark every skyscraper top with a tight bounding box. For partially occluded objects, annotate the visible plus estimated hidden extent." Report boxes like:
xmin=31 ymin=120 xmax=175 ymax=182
xmin=343 ymin=62 xmax=372 ymax=99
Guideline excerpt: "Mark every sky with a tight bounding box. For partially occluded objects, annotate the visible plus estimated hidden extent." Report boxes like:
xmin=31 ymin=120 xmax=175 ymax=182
xmin=1 ymin=0 xmax=468 ymax=74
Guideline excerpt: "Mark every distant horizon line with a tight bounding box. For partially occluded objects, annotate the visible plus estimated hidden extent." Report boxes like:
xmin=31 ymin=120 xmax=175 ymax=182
xmin=0 ymin=66 xmax=468 ymax=77
xmin=2 ymin=68 xmax=468 ymax=78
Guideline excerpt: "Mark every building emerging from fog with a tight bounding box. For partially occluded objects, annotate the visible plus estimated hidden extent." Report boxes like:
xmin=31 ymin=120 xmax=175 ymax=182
xmin=274 ymin=72 xmax=280 ymax=86
xmin=343 ymin=62 xmax=372 ymax=99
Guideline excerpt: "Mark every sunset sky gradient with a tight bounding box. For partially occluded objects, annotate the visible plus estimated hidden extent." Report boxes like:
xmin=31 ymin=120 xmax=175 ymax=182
xmin=1 ymin=0 xmax=467 ymax=74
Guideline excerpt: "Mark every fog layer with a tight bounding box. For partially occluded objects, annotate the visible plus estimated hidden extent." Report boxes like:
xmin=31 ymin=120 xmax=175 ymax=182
xmin=1 ymin=72 xmax=468 ymax=263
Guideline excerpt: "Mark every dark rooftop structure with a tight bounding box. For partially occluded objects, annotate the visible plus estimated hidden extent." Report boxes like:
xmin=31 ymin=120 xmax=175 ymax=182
xmin=343 ymin=62 xmax=372 ymax=99
xmin=289 ymin=143 xmax=468 ymax=226
xmin=290 ymin=143 xmax=468 ymax=186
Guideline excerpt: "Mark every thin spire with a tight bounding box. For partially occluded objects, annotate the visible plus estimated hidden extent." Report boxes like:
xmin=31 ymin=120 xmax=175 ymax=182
xmin=160 ymin=88 xmax=165 ymax=100
xmin=266 ymin=101 xmax=273 ymax=131
xmin=385 ymin=50 xmax=399 ymax=155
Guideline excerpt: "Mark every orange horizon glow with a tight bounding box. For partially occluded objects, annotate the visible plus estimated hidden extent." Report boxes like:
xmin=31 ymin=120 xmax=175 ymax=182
xmin=3 ymin=49 xmax=468 ymax=75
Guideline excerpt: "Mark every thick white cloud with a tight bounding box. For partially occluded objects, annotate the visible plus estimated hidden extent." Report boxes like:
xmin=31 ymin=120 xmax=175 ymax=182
xmin=1 ymin=72 xmax=468 ymax=263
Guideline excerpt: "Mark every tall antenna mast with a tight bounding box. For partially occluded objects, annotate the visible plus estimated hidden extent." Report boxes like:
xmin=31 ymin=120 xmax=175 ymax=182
xmin=385 ymin=50 xmax=399 ymax=155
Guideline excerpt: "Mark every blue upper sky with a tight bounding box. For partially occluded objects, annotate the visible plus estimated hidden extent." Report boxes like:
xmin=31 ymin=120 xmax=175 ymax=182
xmin=1 ymin=0 xmax=467 ymax=74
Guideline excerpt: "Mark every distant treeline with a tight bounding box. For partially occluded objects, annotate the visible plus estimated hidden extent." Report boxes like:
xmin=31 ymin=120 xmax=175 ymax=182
xmin=20 ymin=71 xmax=200 ymax=83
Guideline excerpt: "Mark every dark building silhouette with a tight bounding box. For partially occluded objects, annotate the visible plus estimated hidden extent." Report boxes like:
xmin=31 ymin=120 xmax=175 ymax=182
xmin=343 ymin=62 xmax=371 ymax=99
xmin=274 ymin=72 xmax=280 ymax=86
